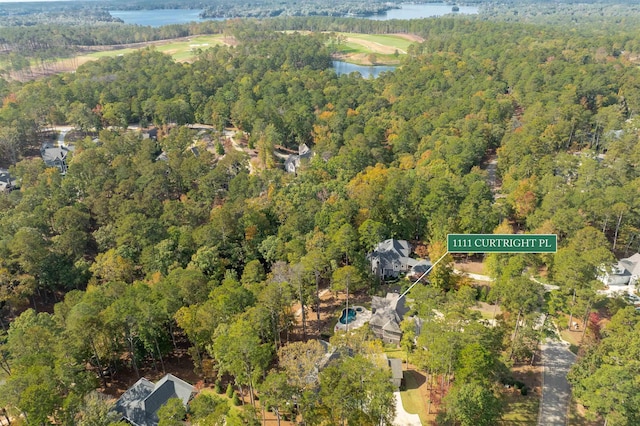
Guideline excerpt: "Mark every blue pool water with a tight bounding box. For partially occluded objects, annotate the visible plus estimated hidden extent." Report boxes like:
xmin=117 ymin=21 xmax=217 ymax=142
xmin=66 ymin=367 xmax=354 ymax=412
xmin=339 ymin=308 xmax=357 ymax=325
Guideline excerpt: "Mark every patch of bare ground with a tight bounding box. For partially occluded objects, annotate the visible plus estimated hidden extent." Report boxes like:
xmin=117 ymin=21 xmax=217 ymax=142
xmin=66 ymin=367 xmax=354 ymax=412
xmin=77 ymin=34 xmax=237 ymax=52
xmin=569 ymin=400 xmax=601 ymax=426
xmin=470 ymin=301 xmax=502 ymax=318
xmin=512 ymin=363 xmax=543 ymax=394
xmin=454 ymin=259 xmax=486 ymax=275
xmin=392 ymin=33 xmax=425 ymax=43
xmin=100 ymin=343 xmax=201 ymax=399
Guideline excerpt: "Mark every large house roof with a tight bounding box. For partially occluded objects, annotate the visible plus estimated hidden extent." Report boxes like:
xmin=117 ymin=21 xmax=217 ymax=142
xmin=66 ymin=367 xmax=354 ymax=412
xmin=619 ymin=253 xmax=640 ymax=277
xmin=370 ymin=292 xmax=408 ymax=337
xmin=368 ymin=239 xmax=412 ymax=274
xmin=372 ymin=239 xmax=411 ymax=258
xmin=115 ymin=378 xmax=155 ymax=426
xmin=114 ymin=374 xmax=194 ymax=426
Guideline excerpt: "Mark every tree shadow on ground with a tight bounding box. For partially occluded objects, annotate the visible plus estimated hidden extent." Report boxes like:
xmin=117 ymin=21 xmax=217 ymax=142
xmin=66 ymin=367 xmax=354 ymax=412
xmin=404 ymin=369 xmax=426 ymax=390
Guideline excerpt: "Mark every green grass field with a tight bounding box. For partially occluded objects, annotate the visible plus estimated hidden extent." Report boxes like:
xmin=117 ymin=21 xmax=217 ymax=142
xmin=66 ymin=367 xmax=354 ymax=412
xmin=5 ymin=31 xmax=414 ymax=78
xmin=329 ymin=32 xmax=414 ymax=65
xmin=400 ymin=370 xmax=432 ymax=425
xmin=79 ymin=32 xmax=410 ymax=65
xmin=79 ymin=35 xmax=226 ymax=63
xmin=499 ymin=391 xmax=540 ymax=425
xmin=336 ymin=32 xmax=413 ymax=52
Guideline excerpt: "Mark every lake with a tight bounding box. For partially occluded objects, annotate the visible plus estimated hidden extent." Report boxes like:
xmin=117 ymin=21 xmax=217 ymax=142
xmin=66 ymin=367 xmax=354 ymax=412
xmin=109 ymin=9 xmax=215 ymax=27
xmin=110 ymin=3 xmax=478 ymax=26
xmin=367 ymin=3 xmax=478 ymax=20
xmin=332 ymin=61 xmax=396 ymax=78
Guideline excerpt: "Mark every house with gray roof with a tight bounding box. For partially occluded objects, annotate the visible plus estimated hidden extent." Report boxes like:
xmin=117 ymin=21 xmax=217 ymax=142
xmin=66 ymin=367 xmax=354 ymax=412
xmin=41 ymin=142 xmax=74 ymax=174
xmin=600 ymin=253 xmax=640 ymax=287
xmin=284 ymin=143 xmax=312 ymax=174
xmin=0 ymin=169 xmax=16 ymax=192
xmin=387 ymin=357 xmax=404 ymax=389
xmin=367 ymin=239 xmax=417 ymax=279
xmin=114 ymin=374 xmax=195 ymax=426
xmin=408 ymin=259 xmax=432 ymax=281
xmin=369 ymin=293 xmax=409 ymax=345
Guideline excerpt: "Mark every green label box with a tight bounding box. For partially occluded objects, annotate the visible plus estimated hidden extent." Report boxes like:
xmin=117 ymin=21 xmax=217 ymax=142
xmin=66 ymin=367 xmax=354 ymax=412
xmin=447 ymin=234 xmax=557 ymax=253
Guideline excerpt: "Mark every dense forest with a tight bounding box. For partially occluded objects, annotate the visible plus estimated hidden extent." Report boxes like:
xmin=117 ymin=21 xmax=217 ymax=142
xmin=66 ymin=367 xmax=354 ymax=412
xmin=0 ymin=6 xmax=639 ymax=426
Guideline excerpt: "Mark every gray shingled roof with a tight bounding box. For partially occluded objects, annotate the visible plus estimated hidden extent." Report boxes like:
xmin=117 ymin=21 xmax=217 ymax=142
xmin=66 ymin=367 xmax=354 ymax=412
xmin=382 ymin=319 xmax=402 ymax=334
xmin=620 ymin=253 xmax=640 ymax=277
xmin=369 ymin=312 xmax=393 ymax=328
xmin=388 ymin=358 xmax=403 ymax=380
xmin=370 ymin=293 xmax=408 ymax=337
xmin=410 ymin=259 xmax=432 ymax=275
xmin=114 ymin=374 xmax=194 ymax=426
xmin=368 ymin=239 xmax=413 ymax=276
xmin=376 ymin=239 xmax=410 ymax=257
xmin=115 ymin=378 xmax=155 ymax=426
xmin=42 ymin=147 xmax=67 ymax=162
xmin=285 ymin=144 xmax=313 ymax=174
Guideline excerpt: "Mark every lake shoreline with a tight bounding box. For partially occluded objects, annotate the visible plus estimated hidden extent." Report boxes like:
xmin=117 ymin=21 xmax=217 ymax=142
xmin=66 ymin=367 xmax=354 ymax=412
xmin=110 ymin=3 xmax=478 ymax=27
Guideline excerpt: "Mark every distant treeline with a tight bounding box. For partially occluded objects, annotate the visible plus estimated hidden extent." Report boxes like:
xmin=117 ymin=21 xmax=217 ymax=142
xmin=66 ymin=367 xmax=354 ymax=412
xmin=5 ymin=8 xmax=640 ymax=76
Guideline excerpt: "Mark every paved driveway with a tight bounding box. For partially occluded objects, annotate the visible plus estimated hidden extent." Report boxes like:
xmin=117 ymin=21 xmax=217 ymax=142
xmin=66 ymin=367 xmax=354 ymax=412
xmin=393 ymin=391 xmax=422 ymax=426
xmin=538 ymin=340 xmax=576 ymax=426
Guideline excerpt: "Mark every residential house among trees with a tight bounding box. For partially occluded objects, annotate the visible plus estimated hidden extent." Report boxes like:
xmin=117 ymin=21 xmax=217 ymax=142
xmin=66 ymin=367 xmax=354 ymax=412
xmin=114 ymin=374 xmax=195 ymax=426
xmin=599 ymin=253 xmax=640 ymax=287
xmin=41 ymin=142 xmax=74 ymax=174
xmin=367 ymin=239 xmax=415 ymax=279
xmin=369 ymin=293 xmax=409 ymax=345
xmin=408 ymin=259 xmax=432 ymax=281
xmin=284 ymin=143 xmax=312 ymax=174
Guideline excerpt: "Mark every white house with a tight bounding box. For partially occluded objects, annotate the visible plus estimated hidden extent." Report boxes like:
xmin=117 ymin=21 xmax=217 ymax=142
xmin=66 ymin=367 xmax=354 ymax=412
xmin=599 ymin=253 xmax=640 ymax=287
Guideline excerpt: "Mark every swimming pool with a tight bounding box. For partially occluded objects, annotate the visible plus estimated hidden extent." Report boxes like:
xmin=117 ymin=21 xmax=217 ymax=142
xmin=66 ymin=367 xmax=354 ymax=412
xmin=339 ymin=308 xmax=357 ymax=325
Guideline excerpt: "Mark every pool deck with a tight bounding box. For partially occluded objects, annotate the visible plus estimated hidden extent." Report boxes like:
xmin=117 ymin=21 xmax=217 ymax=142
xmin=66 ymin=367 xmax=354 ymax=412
xmin=334 ymin=306 xmax=372 ymax=332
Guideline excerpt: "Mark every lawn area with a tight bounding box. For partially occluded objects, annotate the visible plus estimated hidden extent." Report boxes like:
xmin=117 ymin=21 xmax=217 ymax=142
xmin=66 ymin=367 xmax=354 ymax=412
xmin=82 ymin=33 xmax=411 ymax=62
xmin=329 ymin=32 xmax=415 ymax=64
xmin=559 ymin=329 xmax=583 ymax=355
xmin=383 ymin=347 xmax=407 ymax=360
xmin=499 ymin=390 xmax=540 ymax=425
xmin=400 ymin=369 xmax=433 ymax=426
xmin=335 ymin=40 xmax=373 ymax=55
xmin=336 ymin=32 xmax=413 ymax=52
xmin=470 ymin=301 xmax=502 ymax=320
xmin=153 ymin=35 xmax=226 ymax=60
xmin=80 ymin=35 xmax=225 ymax=63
